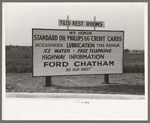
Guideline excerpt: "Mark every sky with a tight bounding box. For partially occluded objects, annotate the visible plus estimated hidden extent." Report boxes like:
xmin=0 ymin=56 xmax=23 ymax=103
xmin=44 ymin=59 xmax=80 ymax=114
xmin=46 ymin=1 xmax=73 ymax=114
xmin=3 ymin=3 xmax=147 ymax=49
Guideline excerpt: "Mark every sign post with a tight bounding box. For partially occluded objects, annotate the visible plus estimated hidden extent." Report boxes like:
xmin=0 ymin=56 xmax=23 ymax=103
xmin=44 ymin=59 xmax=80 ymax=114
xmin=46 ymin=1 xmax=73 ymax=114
xmin=93 ymin=16 xmax=109 ymax=84
xmin=105 ymin=74 xmax=109 ymax=84
xmin=46 ymin=76 xmax=51 ymax=86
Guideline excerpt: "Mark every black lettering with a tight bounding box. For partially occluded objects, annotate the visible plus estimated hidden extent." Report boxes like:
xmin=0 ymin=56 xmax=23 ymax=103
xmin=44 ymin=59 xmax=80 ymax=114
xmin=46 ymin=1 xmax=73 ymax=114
xmin=56 ymin=62 xmax=61 ymax=67
xmin=74 ymin=61 xmax=80 ymax=67
xmin=109 ymin=61 xmax=114 ymax=66
xmin=62 ymin=62 xmax=68 ymax=67
xmin=49 ymin=62 xmax=55 ymax=67
xmin=103 ymin=61 xmax=108 ymax=66
xmin=34 ymin=35 xmax=37 ymax=40
xmin=35 ymin=43 xmax=41 ymax=47
xmin=44 ymin=62 xmax=49 ymax=67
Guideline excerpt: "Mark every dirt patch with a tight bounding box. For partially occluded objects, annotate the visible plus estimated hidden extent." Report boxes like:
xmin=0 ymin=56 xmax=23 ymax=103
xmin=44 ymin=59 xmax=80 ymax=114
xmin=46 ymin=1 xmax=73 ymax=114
xmin=6 ymin=73 xmax=144 ymax=95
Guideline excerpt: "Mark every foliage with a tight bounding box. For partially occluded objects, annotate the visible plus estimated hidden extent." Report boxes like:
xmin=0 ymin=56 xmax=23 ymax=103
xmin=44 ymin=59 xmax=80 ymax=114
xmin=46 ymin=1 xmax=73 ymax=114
xmin=124 ymin=49 xmax=129 ymax=52
xmin=6 ymin=46 xmax=32 ymax=73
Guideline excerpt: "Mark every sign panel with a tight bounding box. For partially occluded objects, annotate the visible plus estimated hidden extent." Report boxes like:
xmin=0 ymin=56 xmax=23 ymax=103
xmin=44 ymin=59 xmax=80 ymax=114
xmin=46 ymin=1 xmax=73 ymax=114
xmin=58 ymin=19 xmax=105 ymax=27
xmin=32 ymin=29 xmax=124 ymax=76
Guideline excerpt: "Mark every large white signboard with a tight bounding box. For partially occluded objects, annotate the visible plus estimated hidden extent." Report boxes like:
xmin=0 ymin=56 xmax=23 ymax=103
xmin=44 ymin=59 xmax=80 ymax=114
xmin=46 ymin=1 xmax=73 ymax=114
xmin=32 ymin=29 xmax=124 ymax=76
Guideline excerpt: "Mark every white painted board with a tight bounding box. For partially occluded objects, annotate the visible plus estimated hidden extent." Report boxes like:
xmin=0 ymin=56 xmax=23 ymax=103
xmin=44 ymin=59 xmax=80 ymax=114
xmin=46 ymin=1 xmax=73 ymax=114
xmin=32 ymin=29 xmax=124 ymax=76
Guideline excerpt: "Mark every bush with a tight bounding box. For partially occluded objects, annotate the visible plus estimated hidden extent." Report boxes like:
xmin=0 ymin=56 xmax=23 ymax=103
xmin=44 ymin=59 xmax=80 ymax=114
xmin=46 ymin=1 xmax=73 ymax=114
xmin=124 ymin=49 xmax=129 ymax=52
xmin=123 ymin=65 xmax=144 ymax=73
xmin=6 ymin=46 xmax=11 ymax=50
xmin=23 ymin=54 xmax=30 ymax=59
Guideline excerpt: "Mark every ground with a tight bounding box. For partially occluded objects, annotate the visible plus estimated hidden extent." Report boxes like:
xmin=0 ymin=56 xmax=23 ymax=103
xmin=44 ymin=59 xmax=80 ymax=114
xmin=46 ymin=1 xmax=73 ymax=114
xmin=6 ymin=73 xmax=144 ymax=95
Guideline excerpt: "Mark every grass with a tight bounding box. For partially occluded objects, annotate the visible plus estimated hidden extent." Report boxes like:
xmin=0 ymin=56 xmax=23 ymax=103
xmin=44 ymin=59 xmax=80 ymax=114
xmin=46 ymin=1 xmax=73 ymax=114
xmin=6 ymin=73 xmax=144 ymax=95
xmin=6 ymin=46 xmax=32 ymax=73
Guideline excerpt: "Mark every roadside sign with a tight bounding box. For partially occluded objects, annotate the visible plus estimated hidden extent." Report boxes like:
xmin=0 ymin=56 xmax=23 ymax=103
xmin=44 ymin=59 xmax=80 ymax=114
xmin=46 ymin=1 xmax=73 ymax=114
xmin=32 ymin=29 xmax=124 ymax=76
xmin=58 ymin=19 xmax=105 ymax=27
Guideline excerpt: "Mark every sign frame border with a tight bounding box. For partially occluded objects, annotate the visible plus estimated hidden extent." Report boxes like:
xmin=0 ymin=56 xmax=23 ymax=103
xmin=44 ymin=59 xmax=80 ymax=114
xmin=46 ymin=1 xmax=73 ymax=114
xmin=32 ymin=28 xmax=124 ymax=77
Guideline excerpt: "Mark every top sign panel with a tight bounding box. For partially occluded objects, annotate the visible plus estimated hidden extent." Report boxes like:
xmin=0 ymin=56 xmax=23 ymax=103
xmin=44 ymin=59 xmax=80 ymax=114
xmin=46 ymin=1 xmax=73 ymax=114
xmin=58 ymin=20 xmax=105 ymax=27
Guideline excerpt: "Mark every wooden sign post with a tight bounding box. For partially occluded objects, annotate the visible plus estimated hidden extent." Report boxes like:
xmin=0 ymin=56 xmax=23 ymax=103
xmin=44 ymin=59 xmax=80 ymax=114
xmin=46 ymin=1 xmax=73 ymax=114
xmin=93 ymin=16 xmax=109 ymax=84
xmin=46 ymin=76 xmax=51 ymax=86
xmin=105 ymin=74 xmax=109 ymax=84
